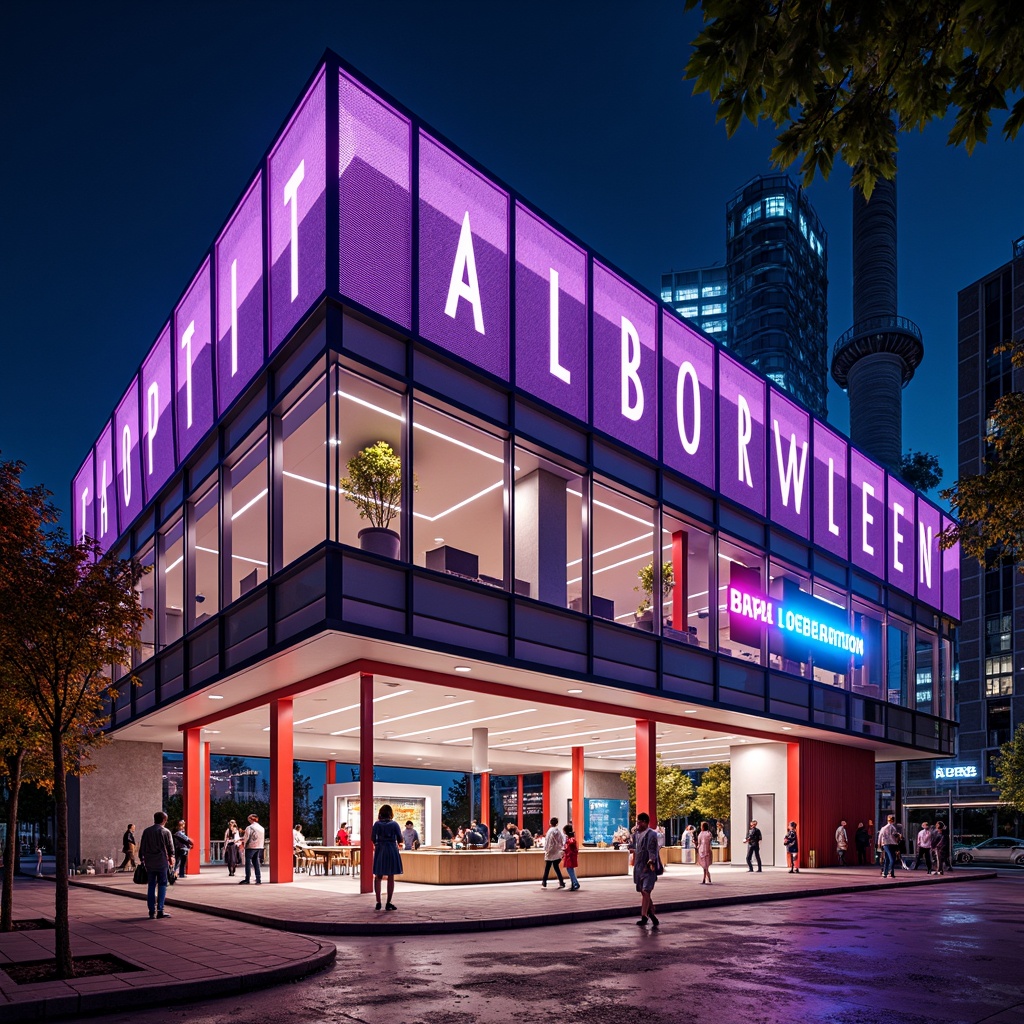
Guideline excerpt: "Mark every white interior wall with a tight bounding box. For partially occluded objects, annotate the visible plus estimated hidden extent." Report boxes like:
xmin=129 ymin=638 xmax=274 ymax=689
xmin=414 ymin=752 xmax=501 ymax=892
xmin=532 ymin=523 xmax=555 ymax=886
xmin=729 ymin=743 xmax=788 ymax=867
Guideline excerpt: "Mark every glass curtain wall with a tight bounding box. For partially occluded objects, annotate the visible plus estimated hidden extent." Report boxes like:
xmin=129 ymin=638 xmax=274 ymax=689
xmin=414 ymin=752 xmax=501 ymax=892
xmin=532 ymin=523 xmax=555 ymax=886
xmin=134 ymin=541 xmax=155 ymax=666
xmin=886 ymin=619 xmax=911 ymax=705
xmin=190 ymin=478 xmax=219 ymax=627
xmin=281 ymin=375 xmax=328 ymax=566
xmin=226 ymin=433 xmax=268 ymax=601
xmin=160 ymin=514 xmax=184 ymax=648
xmin=851 ymin=600 xmax=884 ymax=700
xmin=662 ymin=509 xmax=713 ymax=648
xmin=717 ymin=536 xmax=764 ymax=662
xmin=915 ymin=629 xmax=937 ymax=715
xmin=589 ymin=482 xmax=655 ymax=626
xmin=811 ymin=579 xmax=848 ymax=688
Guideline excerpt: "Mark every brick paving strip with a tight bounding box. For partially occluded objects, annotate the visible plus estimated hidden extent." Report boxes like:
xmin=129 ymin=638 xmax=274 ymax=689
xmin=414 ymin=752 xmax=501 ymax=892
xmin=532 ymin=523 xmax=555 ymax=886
xmin=67 ymin=860 xmax=997 ymax=937
xmin=0 ymin=877 xmax=336 ymax=1023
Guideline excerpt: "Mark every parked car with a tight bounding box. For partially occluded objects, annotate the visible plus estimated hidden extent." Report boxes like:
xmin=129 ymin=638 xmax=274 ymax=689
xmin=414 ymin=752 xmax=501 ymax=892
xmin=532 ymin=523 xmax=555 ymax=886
xmin=953 ymin=837 xmax=1024 ymax=866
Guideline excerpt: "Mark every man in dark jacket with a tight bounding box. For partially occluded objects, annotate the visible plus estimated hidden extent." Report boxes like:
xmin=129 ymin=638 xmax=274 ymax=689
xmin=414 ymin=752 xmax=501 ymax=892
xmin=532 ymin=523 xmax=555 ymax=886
xmin=138 ymin=812 xmax=175 ymax=919
xmin=744 ymin=820 xmax=763 ymax=872
xmin=118 ymin=823 xmax=137 ymax=872
xmin=173 ymin=820 xmax=195 ymax=878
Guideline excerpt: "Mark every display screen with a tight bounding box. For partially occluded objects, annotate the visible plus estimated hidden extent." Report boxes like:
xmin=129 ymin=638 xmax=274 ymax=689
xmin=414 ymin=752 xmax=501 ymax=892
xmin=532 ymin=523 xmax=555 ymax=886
xmin=592 ymin=262 xmax=657 ymax=458
xmin=339 ymin=70 xmax=411 ymax=330
xmin=216 ymin=174 xmax=265 ymax=415
xmin=269 ymin=68 xmax=327 ymax=352
xmin=850 ymin=451 xmax=885 ymax=579
xmin=140 ymin=324 xmax=175 ymax=503
xmin=916 ymin=497 xmax=942 ymax=608
xmin=718 ymin=352 xmax=765 ymax=516
xmin=886 ymin=475 xmax=915 ymax=594
xmin=93 ymin=422 xmax=117 ymax=552
xmin=583 ymin=798 xmax=630 ymax=844
xmin=769 ymin=391 xmax=810 ymax=539
xmin=514 ymin=203 xmax=587 ymax=421
xmin=812 ymin=421 xmax=848 ymax=559
xmin=419 ymin=132 xmax=509 ymax=379
xmin=661 ymin=311 xmax=714 ymax=489
xmin=174 ymin=260 xmax=215 ymax=463
xmin=114 ymin=379 xmax=143 ymax=529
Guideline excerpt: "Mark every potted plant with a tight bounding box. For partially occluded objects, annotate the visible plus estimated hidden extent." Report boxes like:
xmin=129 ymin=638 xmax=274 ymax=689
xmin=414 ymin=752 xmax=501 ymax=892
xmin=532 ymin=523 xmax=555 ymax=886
xmin=341 ymin=441 xmax=404 ymax=559
xmin=634 ymin=561 xmax=674 ymax=630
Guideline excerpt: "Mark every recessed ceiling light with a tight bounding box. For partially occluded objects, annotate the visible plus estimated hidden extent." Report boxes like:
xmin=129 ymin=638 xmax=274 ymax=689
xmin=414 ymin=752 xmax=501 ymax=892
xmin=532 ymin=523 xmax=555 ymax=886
xmin=328 ymin=752 xmax=336 ymax=755
xmin=454 ymin=666 xmax=472 ymax=673
xmin=416 ymin=757 xmax=423 ymax=761
xmin=445 ymin=694 xmax=458 ymax=700
xmin=208 ymin=695 xmax=225 ymax=700
xmin=434 ymin=537 xmax=444 ymax=543
xmin=567 ymin=688 xmax=583 ymax=694
xmin=591 ymin=735 xmax=601 ymax=740
xmin=204 ymin=730 xmax=221 ymax=734
xmin=782 ymin=726 xmax=792 ymax=731
xmin=684 ymin=709 xmax=698 ymax=714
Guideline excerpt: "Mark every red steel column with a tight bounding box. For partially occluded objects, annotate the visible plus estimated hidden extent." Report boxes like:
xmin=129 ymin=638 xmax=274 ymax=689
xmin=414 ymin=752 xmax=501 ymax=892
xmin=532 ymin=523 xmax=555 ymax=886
xmin=787 ymin=741 xmax=801 ymax=867
xmin=480 ymin=772 xmax=491 ymax=837
xmin=517 ymin=775 xmax=524 ymax=830
xmin=359 ymin=672 xmax=374 ymax=894
xmin=269 ymin=698 xmax=294 ymax=883
xmin=201 ymin=741 xmax=211 ymax=867
xmin=323 ymin=759 xmax=337 ymax=842
xmin=635 ymin=720 xmax=657 ymax=826
xmin=571 ymin=746 xmax=585 ymax=833
xmin=542 ymin=771 xmax=551 ymax=827
xmin=182 ymin=729 xmax=201 ymax=876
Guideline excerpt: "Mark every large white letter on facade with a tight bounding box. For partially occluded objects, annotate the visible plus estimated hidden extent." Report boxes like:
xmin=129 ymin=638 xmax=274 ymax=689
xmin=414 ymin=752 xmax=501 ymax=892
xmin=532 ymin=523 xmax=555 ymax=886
xmin=828 ymin=458 xmax=840 ymax=536
xmin=548 ymin=268 xmax=570 ymax=383
xmin=146 ymin=382 xmax=159 ymax=475
xmin=284 ymin=161 xmax=305 ymax=302
xmin=121 ymin=425 xmax=133 ymax=506
xmin=737 ymin=395 xmax=752 ymax=487
xmin=773 ymin=419 xmax=808 ymax=513
xmin=445 ymin=211 xmax=485 ymax=334
xmin=180 ymin=320 xmax=195 ymax=428
xmin=676 ymin=361 xmax=700 ymax=455
xmin=79 ymin=488 xmax=89 ymax=543
xmin=919 ymin=521 xmax=933 ymax=587
xmin=862 ymin=482 xmax=875 ymax=556
xmin=99 ymin=460 xmax=108 ymax=536
xmin=893 ymin=502 xmax=906 ymax=572
xmin=620 ymin=316 xmax=643 ymax=421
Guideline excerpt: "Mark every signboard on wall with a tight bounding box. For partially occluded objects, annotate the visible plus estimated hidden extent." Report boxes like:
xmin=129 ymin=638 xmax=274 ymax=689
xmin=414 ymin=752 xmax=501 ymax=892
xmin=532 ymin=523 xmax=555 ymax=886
xmin=583 ymin=798 xmax=629 ymax=844
xmin=933 ymin=762 xmax=979 ymax=783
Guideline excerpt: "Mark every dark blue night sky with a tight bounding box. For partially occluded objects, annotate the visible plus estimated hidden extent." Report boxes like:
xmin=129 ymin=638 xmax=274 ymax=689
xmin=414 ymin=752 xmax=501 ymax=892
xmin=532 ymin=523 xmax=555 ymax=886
xmin=2 ymin=2 xmax=1021 ymax=516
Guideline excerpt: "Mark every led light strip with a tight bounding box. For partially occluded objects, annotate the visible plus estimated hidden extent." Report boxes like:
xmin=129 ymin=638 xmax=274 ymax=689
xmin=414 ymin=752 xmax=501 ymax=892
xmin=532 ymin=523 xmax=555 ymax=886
xmin=442 ymin=718 xmax=584 ymax=744
xmin=491 ymin=724 xmax=635 ymax=749
xmin=329 ymin=698 xmax=474 ymax=736
xmin=390 ymin=708 xmax=536 ymax=740
xmin=293 ymin=688 xmax=412 ymax=726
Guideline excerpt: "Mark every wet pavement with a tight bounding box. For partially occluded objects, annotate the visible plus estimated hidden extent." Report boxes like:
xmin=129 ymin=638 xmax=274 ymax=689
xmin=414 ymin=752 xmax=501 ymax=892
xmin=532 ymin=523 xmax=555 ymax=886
xmin=63 ymin=874 xmax=1024 ymax=1024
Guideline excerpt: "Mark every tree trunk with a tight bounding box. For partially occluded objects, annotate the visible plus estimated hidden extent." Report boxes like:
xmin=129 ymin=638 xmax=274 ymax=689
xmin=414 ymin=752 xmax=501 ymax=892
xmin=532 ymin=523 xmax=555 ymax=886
xmin=1 ymin=750 xmax=26 ymax=932
xmin=51 ymin=731 xmax=73 ymax=978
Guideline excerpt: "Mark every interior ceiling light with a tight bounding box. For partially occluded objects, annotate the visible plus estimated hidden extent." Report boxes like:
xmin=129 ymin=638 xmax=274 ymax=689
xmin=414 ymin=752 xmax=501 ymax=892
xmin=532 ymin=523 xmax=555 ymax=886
xmin=454 ymin=665 xmax=472 ymax=673
xmin=330 ymin=699 xmax=474 ymax=735
xmin=204 ymin=730 xmax=221 ymax=734
xmin=442 ymin=718 xmax=584 ymax=744
xmin=390 ymin=708 xmax=536 ymax=740
xmin=782 ymin=726 xmax=793 ymax=731
xmin=208 ymin=695 xmax=225 ymax=700
xmin=683 ymin=709 xmax=698 ymax=714
xmin=567 ymin=688 xmax=584 ymax=694
xmin=445 ymin=694 xmax=458 ymax=700
xmin=492 ymin=724 xmax=635 ymax=749
xmin=293 ymin=688 xmax=411 ymax=727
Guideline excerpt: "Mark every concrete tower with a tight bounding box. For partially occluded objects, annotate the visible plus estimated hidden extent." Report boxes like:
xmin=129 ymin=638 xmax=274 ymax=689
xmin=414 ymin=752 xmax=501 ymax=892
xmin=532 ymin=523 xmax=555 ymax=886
xmin=830 ymin=178 xmax=923 ymax=470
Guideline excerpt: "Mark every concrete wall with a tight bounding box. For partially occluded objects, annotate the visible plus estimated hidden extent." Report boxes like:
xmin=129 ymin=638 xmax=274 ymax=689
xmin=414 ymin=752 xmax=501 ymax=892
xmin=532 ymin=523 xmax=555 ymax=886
xmin=729 ymin=743 xmax=788 ymax=867
xmin=72 ymin=740 xmax=164 ymax=866
xmin=585 ymin=770 xmax=629 ymax=800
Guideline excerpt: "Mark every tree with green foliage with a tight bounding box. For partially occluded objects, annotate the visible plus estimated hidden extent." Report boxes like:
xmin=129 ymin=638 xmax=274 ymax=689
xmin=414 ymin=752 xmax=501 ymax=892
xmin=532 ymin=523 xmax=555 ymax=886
xmin=942 ymin=342 xmax=1024 ymax=566
xmin=620 ymin=758 xmax=697 ymax=820
xmin=341 ymin=441 xmax=404 ymax=530
xmin=988 ymin=722 xmax=1024 ymax=815
xmin=900 ymin=450 xmax=943 ymax=493
xmin=684 ymin=0 xmax=1024 ymax=197
xmin=693 ymin=762 xmax=731 ymax=823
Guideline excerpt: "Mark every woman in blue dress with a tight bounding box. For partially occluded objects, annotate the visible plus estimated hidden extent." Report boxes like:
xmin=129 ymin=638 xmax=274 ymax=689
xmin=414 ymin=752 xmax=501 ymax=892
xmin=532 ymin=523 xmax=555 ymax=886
xmin=371 ymin=804 xmax=404 ymax=911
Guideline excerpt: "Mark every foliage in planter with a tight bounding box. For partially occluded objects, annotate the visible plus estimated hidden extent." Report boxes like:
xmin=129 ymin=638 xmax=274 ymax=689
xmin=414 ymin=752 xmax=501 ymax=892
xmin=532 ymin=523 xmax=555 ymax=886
xmin=635 ymin=561 xmax=674 ymax=615
xmin=341 ymin=441 xmax=405 ymax=531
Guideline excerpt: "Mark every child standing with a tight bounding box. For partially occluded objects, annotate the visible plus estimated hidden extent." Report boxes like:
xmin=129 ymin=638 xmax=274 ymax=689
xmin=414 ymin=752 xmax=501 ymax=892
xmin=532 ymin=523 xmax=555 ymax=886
xmin=562 ymin=824 xmax=580 ymax=890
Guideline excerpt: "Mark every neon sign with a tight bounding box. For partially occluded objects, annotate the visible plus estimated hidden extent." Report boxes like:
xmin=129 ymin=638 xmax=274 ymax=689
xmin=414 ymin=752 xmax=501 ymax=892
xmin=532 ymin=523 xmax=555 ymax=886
xmin=934 ymin=764 xmax=978 ymax=781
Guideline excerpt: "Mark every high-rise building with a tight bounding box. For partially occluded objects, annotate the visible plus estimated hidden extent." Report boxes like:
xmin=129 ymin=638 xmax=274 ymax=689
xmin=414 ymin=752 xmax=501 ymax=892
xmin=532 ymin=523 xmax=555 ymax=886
xmin=661 ymin=174 xmax=830 ymax=419
xmin=904 ymin=235 xmax=1024 ymax=834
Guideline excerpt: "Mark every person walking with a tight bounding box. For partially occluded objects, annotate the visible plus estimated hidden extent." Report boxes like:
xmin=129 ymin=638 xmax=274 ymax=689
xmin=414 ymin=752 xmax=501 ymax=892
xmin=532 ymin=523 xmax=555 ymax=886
xmin=835 ymin=820 xmax=849 ymax=866
xmin=912 ymin=821 xmax=935 ymax=873
xmin=138 ymin=811 xmax=175 ymax=919
xmin=867 ymin=818 xmax=878 ymax=865
xmin=562 ymin=823 xmax=580 ymax=890
xmin=172 ymin=820 xmax=194 ymax=879
xmin=630 ymin=812 xmax=661 ymax=928
xmin=541 ymin=817 xmax=566 ymax=888
xmin=239 ymin=813 xmax=265 ymax=884
xmin=371 ymin=803 xmax=403 ymax=910
xmin=877 ymin=814 xmax=900 ymax=879
xmin=744 ymin=819 xmax=763 ymax=872
xmin=854 ymin=822 xmax=870 ymax=865
xmin=118 ymin=823 xmax=137 ymax=872
xmin=696 ymin=821 xmax=714 ymax=884
xmin=716 ymin=821 xmax=728 ymax=856
xmin=783 ymin=822 xmax=800 ymax=873
xmin=223 ymin=820 xmax=242 ymax=877
xmin=682 ymin=824 xmax=696 ymax=864
xmin=932 ymin=821 xmax=948 ymax=875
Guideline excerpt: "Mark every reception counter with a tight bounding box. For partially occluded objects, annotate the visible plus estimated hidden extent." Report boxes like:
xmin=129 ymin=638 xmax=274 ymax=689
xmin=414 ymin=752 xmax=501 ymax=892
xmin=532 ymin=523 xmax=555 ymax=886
xmin=399 ymin=848 xmax=630 ymax=885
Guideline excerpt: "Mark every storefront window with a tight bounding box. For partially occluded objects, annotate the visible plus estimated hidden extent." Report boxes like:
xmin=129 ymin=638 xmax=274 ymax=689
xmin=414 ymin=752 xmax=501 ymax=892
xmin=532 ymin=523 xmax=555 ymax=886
xmin=227 ymin=433 xmax=268 ymax=601
xmin=810 ymin=579 xmax=849 ymax=688
xmin=589 ymin=482 xmax=655 ymax=626
xmin=134 ymin=541 xmax=155 ymax=666
xmin=413 ymin=401 xmax=505 ymax=587
xmin=336 ymin=370 xmax=405 ymax=552
xmin=939 ymin=635 xmax=954 ymax=720
xmin=915 ymin=628 xmax=937 ymax=715
xmin=514 ymin=447 xmax=583 ymax=607
xmin=768 ymin=562 xmax=811 ymax=677
xmin=850 ymin=601 xmax=883 ymax=700
xmin=717 ymin=536 xmax=763 ymax=663
xmin=886 ymin=619 xmax=911 ymax=706
xmin=190 ymin=478 xmax=219 ymax=627
xmin=160 ymin=514 xmax=184 ymax=648
xmin=662 ymin=509 xmax=712 ymax=648
xmin=281 ymin=375 xmax=328 ymax=566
